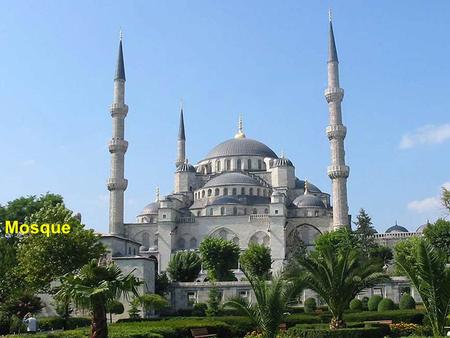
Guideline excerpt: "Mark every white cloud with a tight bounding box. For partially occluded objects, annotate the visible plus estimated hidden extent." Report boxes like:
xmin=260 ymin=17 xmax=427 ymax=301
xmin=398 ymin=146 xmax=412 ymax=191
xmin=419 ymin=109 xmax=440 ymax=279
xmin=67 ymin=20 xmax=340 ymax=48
xmin=407 ymin=181 xmax=450 ymax=213
xmin=399 ymin=123 xmax=450 ymax=149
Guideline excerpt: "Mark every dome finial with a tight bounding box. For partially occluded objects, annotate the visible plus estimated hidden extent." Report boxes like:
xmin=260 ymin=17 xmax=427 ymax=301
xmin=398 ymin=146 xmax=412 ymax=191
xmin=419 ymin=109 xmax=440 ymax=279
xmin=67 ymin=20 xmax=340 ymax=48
xmin=235 ymin=114 xmax=246 ymax=139
xmin=155 ymin=186 xmax=160 ymax=202
xmin=304 ymin=179 xmax=309 ymax=195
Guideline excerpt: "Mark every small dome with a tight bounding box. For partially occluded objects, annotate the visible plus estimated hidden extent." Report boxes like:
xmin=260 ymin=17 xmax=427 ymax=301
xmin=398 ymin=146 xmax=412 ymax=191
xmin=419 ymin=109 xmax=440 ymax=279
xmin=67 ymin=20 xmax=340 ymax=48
xmin=204 ymin=172 xmax=261 ymax=188
xmin=385 ymin=224 xmax=409 ymax=233
xmin=416 ymin=223 xmax=430 ymax=233
xmin=176 ymin=162 xmax=196 ymax=172
xmin=140 ymin=202 xmax=159 ymax=215
xmin=293 ymin=194 xmax=325 ymax=208
xmin=273 ymin=157 xmax=293 ymax=167
xmin=203 ymin=138 xmax=278 ymax=160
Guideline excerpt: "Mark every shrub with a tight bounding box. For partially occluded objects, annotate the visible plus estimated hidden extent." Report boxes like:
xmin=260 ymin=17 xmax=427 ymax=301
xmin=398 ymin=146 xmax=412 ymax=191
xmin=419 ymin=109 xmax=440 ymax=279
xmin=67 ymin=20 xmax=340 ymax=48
xmin=368 ymin=295 xmax=383 ymax=311
xmin=192 ymin=303 xmax=207 ymax=316
xmin=206 ymin=284 xmax=221 ymax=317
xmin=239 ymin=243 xmax=272 ymax=279
xmin=199 ymin=237 xmax=240 ymax=281
xmin=399 ymin=293 xmax=416 ymax=310
xmin=344 ymin=310 xmax=425 ymax=324
xmin=377 ymin=298 xmax=395 ymax=311
xmin=361 ymin=296 xmax=369 ymax=310
xmin=139 ymin=294 xmax=169 ymax=316
xmin=304 ymin=298 xmax=317 ymax=313
xmin=284 ymin=324 xmax=389 ymax=338
xmin=38 ymin=317 xmax=91 ymax=331
xmin=349 ymin=299 xmax=363 ymax=311
xmin=167 ymin=251 xmax=201 ymax=282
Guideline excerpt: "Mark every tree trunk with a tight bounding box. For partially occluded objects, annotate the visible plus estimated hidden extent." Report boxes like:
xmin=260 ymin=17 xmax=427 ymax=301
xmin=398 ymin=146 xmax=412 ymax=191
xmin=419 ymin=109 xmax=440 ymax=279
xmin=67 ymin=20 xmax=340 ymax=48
xmin=329 ymin=315 xmax=346 ymax=330
xmin=91 ymin=304 xmax=108 ymax=338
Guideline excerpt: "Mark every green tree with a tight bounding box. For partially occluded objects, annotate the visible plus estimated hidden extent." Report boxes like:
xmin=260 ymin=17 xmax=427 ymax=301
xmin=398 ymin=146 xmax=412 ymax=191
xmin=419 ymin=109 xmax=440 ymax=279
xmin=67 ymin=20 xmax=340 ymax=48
xmin=442 ymin=186 xmax=450 ymax=212
xmin=128 ymin=298 xmax=141 ymax=319
xmin=395 ymin=238 xmax=450 ymax=336
xmin=155 ymin=272 xmax=170 ymax=296
xmin=239 ymin=243 xmax=272 ymax=279
xmin=138 ymin=294 xmax=168 ymax=317
xmin=167 ymin=251 xmax=201 ymax=282
xmin=199 ymin=237 xmax=240 ymax=281
xmin=206 ymin=283 xmax=221 ymax=317
xmin=292 ymin=245 xmax=389 ymax=329
xmin=17 ymin=203 xmax=105 ymax=291
xmin=423 ymin=219 xmax=450 ymax=257
xmin=55 ymin=259 xmax=141 ymax=338
xmin=353 ymin=209 xmax=377 ymax=255
xmin=394 ymin=236 xmax=422 ymax=275
xmin=106 ymin=300 xmax=124 ymax=323
xmin=2 ymin=290 xmax=44 ymax=319
xmin=314 ymin=227 xmax=359 ymax=256
xmin=225 ymin=270 xmax=298 ymax=338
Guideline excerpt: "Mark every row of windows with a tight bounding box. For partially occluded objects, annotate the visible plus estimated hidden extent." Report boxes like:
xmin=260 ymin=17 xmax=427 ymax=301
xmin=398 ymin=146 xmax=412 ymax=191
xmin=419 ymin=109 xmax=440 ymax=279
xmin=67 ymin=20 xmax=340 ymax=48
xmin=201 ymin=206 xmax=269 ymax=217
xmin=194 ymin=186 xmax=270 ymax=200
xmin=200 ymin=158 xmax=266 ymax=174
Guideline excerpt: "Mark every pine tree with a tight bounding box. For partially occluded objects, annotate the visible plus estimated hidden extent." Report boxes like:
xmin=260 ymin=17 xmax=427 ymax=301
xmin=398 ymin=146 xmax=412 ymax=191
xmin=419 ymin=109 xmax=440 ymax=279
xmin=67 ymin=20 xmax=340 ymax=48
xmin=353 ymin=208 xmax=376 ymax=254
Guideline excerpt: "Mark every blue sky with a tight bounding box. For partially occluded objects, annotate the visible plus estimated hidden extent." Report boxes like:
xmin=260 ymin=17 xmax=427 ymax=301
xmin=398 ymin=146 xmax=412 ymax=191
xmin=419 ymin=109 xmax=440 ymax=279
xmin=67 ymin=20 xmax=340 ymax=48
xmin=0 ymin=1 xmax=449 ymax=233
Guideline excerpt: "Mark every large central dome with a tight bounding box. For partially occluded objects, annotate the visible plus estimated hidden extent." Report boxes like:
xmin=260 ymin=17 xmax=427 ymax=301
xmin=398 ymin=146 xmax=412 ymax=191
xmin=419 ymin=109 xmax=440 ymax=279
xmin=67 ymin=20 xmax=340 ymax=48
xmin=204 ymin=138 xmax=278 ymax=160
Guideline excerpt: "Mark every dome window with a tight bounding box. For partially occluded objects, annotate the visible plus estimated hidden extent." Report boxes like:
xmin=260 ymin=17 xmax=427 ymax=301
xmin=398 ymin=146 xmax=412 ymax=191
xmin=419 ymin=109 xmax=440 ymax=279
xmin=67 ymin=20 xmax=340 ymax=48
xmin=216 ymin=161 xmax=221 ymax=172
xmin=237 ymin=159 xmax=242 ymax=170
xmin=232 ymin=188 xmax=237 ymax=195
xmin=247 ymin=159 xmax=252 ymax=169
xmin=258 ymin=160 xmax=262 ymax=170
xmin=249 ymin=188 xmax=253 ymax=196
xmin=241 ymin=187 xmax=245 ymax=195
xmin=224 ymin=188 xmax=228 ymax=196
xmin=208 ymin=189 xmax=212 ymax=197
xmin=220 ymin=207 xmax=225 ymax=215
xmin=226 ymin=159 xmax=231 ymax=171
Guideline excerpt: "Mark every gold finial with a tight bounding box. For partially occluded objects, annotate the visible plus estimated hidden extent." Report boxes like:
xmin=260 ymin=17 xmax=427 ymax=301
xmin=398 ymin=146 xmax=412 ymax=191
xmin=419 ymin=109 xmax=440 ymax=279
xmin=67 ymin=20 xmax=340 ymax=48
xmin=155 ymin=186 xmax=160 ymax=202
xmin=304 ymin=179 xmax=309 ymax=195
xmin=328 ymin=8 xmax=332 ymax=22
xmin=234 ymin=114 xmax=246 ymax=139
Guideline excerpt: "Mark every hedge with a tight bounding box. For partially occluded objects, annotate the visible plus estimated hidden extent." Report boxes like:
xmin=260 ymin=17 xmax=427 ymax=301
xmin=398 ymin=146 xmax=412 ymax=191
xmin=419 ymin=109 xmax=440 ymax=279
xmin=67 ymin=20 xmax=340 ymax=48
xmin=367 ymin=295 xmax=383 ymax=311
xmin=37 ymin=317 xmax=91 ymax=331
xmin=349 ymin=299 xmax=363 ymax=311
xmin=377 ymin=298 xmax=395 ymax=311
xmin=399 ymin=293 xmax=416 ymax=310
xmin=284 ymin=324 xmax=390 ymax=338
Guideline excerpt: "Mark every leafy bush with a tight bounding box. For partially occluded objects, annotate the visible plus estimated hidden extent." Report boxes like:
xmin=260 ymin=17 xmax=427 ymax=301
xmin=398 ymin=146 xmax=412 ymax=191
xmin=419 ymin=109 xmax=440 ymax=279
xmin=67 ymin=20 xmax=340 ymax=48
xmin=239 ymin=243 xmax=272 ymax=279
xmin=206 ymin=284 xmax=221 ymax=317
xmin=199 ymin=237 xmax=240 ymax=281
xmin=192 ymin=303 xmax=207 ymax=316
xmin=38 ymin=317 xmax=91 ymax=331
xmin=344 ymin=310 xmax=424 ymax=324
xmin=304 ymin=298 xmax=317 ymax=313
xmin=349 ymin=299 xmax=363 ymax=311
xmin=389 ymin=322 xmax=429 ymax=337
xmin=139 ymin=294 xmax=169 ymax=316
xmin=399 ymin=293 xmax=416 ymax=310
xmin=167 ymin=251 xmax=201 ymax=282
xmin=284 ymin=324 xmax=389 ymax=338
xmin=367 ymin=295 xmax=383 ymax=311
xmin=377 ymin=298 xmax=395 ymax=311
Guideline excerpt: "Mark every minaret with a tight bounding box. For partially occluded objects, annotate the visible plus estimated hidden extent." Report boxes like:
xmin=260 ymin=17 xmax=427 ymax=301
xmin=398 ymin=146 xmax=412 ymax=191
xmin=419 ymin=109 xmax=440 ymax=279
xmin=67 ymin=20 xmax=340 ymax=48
xmin=176 ymin=102 xmax=186 ymax=168
xmin=325 ymin=12 xmax=350 ymax=229
xmin=107 ymin=32 xmax=129 ymax=236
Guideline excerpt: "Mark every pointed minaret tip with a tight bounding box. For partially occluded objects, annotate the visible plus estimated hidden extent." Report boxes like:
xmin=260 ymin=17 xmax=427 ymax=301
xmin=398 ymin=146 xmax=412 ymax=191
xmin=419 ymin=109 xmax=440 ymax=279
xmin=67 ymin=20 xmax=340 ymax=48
xmin=328 ymin=11 xmax=339 ymax=63
xmin=155 ymin=186 xmax=160 ymax=202
xmin=304 ymin=179 xmax=309 ymax=195
xmin=234 ymin=114 xmax=246 ymax=139
xmin=115 ymin=30 xmax=126 ymax=81
xmin=178 ymin=101 xmax=186 ymax=140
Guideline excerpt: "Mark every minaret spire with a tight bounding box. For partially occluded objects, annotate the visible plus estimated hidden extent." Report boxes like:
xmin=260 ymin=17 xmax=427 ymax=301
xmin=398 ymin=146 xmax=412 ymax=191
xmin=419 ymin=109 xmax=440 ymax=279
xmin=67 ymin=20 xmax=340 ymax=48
xmin=324 ymin=13 xmax=350 ymax=229
xmin=108 ymin=33 xmax=129 ymax=236
xmin=176 ymin=100 xmax=186 ymax=167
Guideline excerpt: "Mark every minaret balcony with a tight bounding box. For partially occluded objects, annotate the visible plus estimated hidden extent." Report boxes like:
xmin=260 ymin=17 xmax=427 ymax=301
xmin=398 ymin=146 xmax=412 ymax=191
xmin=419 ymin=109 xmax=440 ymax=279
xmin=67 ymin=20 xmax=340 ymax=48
xmin=324 ymin=87 xmax=344 ymax=103
xmin=110 ymin=103 xmax=129 ymax=117
xmin=327 ymin=165 xmax=349 ymax=179
xmin=107 ymin=178 xmax=128 ymax=191
xmin=109 ymin=139 xmax=128 ymax=153
xmin=326 ymin=125 xmax=347 ymax=140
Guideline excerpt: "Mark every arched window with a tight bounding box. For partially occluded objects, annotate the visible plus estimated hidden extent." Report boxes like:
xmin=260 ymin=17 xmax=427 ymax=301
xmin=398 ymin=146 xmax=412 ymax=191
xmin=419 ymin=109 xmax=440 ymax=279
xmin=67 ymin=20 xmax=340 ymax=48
xmin=232 ymin=188 xmax=237 ymax=195
xmin=220 ymin=207 xmax=225 ymax=215
xmin=247 ymin=159 xmax=252 ymax=169
xmin=215 ymin=161 xmax=221 ymax=172
xmin=315 ymin=210 xmax=319 ymax=217
xmin=264 ymin=208 xmax=269 ymax=214
xmin=258 ymin=160 xmax=262 ymax=170
xmin=219 ymin=230 xmax=227 ymax=239
xmin=252 ymin=208 xmax=257 ymax=214
xmin=241 ymin=187 xmax=245 ymax=195
xmin=177 ymin=238 xmax=185 ymax=249
xmin=202 ymin=190 xmax=205 ymax=198
xmin=249 ymin=188 xmax=253 ymax=196
xmin=233 ymin=207 xmax=237 ymax=215
xmin=226 ymin=159 xmax=231 ymax=171
xmin=243 ymin=208 xmax=247 ymax=215
xmin=237 ymin=159 xmax=242 ymax=170
xmin=263 ymin=190 xmax=266 ymax=197
xmin=223 ymin=188 xmax=228 ymax=196
xmin=209 ymin=208 xmax=213 ymax=216
xmin=189 ymin=237 xmax=197 ymax=249
xmin=215 ymin=188 xmax=220 ymax=196
xmin=142 ymin=232 xmax=150 ymax=248
xmin=256 ymin=188 xmax=260 ymax=196
xmin=208 ymin=189 xmax=212 ymax=197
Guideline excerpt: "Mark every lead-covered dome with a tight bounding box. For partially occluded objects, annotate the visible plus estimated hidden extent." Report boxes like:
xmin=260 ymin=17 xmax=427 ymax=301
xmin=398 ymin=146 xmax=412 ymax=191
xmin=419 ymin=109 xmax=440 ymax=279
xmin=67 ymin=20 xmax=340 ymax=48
xmin=204 ymin=172 xmax=261 ymax=187
xmin=293 ymin=194 xmax=325 ymax=208
xmin=386 ymin=224 xmax=409 ymax=233
xmin=140 ymin=202 xmax=159 ymax=215
xmin=204 ymin=138 xmax=278 ymax=160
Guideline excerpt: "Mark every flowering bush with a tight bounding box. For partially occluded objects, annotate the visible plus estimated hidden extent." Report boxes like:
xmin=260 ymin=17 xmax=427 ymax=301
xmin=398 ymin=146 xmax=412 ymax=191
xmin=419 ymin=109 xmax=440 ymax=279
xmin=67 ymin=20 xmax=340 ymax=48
xmin=389 ymin=322 xmax=425 ymax=337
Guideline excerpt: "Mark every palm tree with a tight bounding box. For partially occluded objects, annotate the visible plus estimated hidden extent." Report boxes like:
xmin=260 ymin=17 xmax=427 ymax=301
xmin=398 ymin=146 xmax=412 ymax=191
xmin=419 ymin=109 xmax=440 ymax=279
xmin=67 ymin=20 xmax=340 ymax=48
xmin=396 ymin=239 xmax=450 ymax=336
xmin=224 ymin=270 xmax=299 ymax=338
xmin=55 ymin=258 xmax=141 ymax=338
xmin=292 ymin=246 xmax=389 ymax=329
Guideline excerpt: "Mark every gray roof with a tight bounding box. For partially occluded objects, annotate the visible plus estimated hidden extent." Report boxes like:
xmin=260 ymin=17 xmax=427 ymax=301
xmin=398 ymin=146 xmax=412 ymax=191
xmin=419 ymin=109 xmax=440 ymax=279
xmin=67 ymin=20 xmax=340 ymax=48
xmin=293 ymin=194 xmax=325 ymax=208
xmin=204 ymin=172 xmax=262 ymax=188
xmin=178 ymin=109 xmax=185 ymax=140
xmin=176 ymin=162 xmax=195 ymax=172
xmin=140 ymin=202 xmax=159 ymax=215
xmin=385 ymin=224 xmax=409 ymax=233
xmin=273 ymin=157 xmax=293 ymax=167
xmin=204 ymin=138 xmax=278 ymax=160
xmin=115 ymin=39 xmax=126 ymax=81
xmin=328 ymin=21 xmax=338 ymax=63
xmin=210 ymin=195 xmax=270 ymax=206
xmin=295 ymin=179 xmax=321 ymax=193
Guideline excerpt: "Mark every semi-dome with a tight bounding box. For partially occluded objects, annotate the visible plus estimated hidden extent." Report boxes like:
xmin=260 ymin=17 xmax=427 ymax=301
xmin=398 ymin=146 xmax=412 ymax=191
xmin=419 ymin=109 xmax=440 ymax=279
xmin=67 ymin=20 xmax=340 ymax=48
xmin=204 ymin=138 xmax=278 ymax=160
xmin=204 ymin=172 xmax=261 ymax=187
xmin=385 ymin=224 xmax=409 ymax=233
xmin=140 ymin=202 xmax=159 ymax=215
xmin=293 ymin=194 xmax=325 ymax=208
